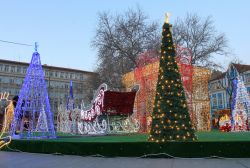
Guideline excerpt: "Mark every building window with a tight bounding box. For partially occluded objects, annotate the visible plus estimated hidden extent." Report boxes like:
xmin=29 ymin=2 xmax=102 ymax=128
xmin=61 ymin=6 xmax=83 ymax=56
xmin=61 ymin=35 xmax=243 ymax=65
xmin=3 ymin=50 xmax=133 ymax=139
xmin=9 ymin=78 xmax=15 ymax=84
xmin=22 ymin=67 xmax=27 ymax=74
xmin=54 ymin=101 xmax=58 ymax=109
xmin=75 ymin=74 xmax=79 ymax=80
xmin=212 ymin=94 xmax=217 ymax=108
xmin=245 ymin=73 xmax=250 ymax=83
xmin=247 ymin=87 xmax=250 ymax=96
xmin=70 ymin=73 xmax=73 ymax=79
xmin=45 ymin=70 xmax=49 ymax=77
xmin=60 ymin=72 xmax=64 ymax=78
xmin=0 ymin=64 xmax=3 ymax=71
xmin=80 ymin=75 xmax=84 ymax=81
xmin=50 ymin=99 xmax=53 ymax=105
xmin=11 ymin=66 xmax=15 ymax=73
xmin=55 ymin=72 xmax=58 ymax=77
xmin=50 ymin=71 xmax=53 ymax=77
xmin=210 ymin=82 xmax=221 ymax=90
xmin=17 ymin=66 xmax=21 ymax=73
xmin=216 ymin=81 xmax=222 ymax=89
xmin=217 ymin=93 xmax=223 ymax=108
xmin=4 ymin=65 xmax=9 ymax=72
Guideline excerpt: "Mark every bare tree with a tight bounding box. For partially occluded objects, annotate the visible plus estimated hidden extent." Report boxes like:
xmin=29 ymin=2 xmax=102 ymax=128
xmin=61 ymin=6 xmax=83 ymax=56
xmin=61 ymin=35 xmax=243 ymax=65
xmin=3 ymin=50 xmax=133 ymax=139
xmin=172 ymin=13 xmax=229 ymax=69
xmin=83 ymin=73 xmax=101 ymax=104
xmin=92 ymin=11 xmax=229 ymax=88
xmin=92 ymin=8 xmax=160 ymax=88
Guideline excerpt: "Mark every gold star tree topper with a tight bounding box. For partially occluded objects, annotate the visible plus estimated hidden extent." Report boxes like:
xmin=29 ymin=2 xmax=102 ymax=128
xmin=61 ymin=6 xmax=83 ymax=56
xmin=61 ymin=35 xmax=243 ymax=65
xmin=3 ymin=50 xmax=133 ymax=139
xmin=164 ymin=12 xmax=171 ymax=23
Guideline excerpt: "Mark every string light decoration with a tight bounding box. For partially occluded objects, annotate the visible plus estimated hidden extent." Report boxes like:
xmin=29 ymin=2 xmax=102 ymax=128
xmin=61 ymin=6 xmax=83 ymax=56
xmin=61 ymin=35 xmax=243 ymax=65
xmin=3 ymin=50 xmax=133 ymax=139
xmin=123 ymin=48 xmax=193 ymax=132
xmin=219 ymin=114 xmax=231 ymax=132
xmin=123 ymin=63 xmax=211 ymax=132
xmin=134 ymin=50 xmax=159 ymax=132
xmin=148 ymin=14 xmax=196 ymax=142
xmin=77 ymin=83 xmax=139 ymax=134
xmin=175 ymin=45 xmax=194 ymax=129
xmin=0 ymin=92 xmax=11 ymax=134
xmin=134 ymin=59 xmax=159 ymax=132
xmin=231 ymin=77 xmax=250 ymax=131
xmin=0 ymin=94 xmax=19 ymax=136
xmin=0 ymin=92 xmax=12 ymax=149
xmin=191 ymin=67 xmax=211 ymax=131
xmin=0 ymin=136 xmax=11 ymax=150
xmin=136 ymin=50 xmax=159 ymax=67
xmin=57 ymin=105 xmax=80 ymax=134
xmin=57 ymin=105 xmax=69 ymax=133
xmin=123 ymin=45 xmax=211 ymax=133
xmin=10 ymin=44 xmax=56 ymax=139
xmin=67 ymin=81 xmax=75 ymax=110
xmin=57 ymin=81 xmax=80 ymax=134
xmin=35 ymin=106 xmax=48 ymax=132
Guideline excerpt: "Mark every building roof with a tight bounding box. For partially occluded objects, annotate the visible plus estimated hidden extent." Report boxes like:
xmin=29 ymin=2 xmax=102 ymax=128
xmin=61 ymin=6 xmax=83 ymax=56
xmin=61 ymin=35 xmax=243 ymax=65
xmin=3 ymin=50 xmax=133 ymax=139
xmin=232 ymin=63 xmax=250 ymax=73
xmin=0 ymin=58 xmax=97 ymax=75
xmin=209 ymin=71 xmax=226 ymax=81
xmin=209 ymin=63 xmax=250 ymax=82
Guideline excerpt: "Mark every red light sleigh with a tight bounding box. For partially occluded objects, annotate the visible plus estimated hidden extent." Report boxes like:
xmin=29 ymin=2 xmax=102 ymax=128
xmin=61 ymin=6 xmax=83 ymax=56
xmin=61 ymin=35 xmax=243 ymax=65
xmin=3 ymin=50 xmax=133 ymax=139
xmin=78 ymin=84 xmax=140 ymax=134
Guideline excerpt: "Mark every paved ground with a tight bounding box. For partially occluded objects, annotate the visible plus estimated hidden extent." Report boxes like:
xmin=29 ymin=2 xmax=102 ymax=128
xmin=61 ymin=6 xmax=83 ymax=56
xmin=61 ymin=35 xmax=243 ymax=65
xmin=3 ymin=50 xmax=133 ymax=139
xmin=0 ymin=151 xmax=250 ymax=168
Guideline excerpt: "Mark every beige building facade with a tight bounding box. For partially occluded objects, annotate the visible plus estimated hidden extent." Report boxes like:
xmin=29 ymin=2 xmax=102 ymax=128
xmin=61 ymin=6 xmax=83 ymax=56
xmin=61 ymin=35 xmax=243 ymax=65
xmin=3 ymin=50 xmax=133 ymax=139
xmin=0 ymin=59 xmax=96 ymax=123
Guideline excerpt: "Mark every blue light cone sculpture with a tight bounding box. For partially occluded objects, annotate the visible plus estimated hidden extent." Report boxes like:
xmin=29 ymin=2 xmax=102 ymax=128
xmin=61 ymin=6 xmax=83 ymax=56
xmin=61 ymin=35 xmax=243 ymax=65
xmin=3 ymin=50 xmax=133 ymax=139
xmin=10 ymin=51 xmax=56 ymax=139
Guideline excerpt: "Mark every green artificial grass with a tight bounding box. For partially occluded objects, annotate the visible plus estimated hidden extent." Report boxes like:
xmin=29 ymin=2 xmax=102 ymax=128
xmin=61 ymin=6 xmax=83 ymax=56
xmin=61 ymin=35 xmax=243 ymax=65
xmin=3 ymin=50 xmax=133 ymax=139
xmin=3 ymin=131 xmax=250 ymax=142
xmin=53 ymin=134 xmax=147 ymax=142
xmin=3 ymin=131 xmax=250 ymax=158
xmin=48 ymin=131 xmax=250 ymax=142
xmin=197 ymin=131 xmax=250 ymax=141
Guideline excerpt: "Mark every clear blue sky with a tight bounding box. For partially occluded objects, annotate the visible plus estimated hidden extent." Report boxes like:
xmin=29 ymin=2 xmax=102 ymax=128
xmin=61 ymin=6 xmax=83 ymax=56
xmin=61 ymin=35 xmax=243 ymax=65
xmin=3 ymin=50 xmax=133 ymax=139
xmin=0 ymin=0 xmax=249 ymax=71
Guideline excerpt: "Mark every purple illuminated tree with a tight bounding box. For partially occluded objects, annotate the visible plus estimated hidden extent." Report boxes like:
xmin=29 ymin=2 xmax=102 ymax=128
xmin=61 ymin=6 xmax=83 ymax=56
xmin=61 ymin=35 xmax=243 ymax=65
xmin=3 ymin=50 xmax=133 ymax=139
xmin=10 ymin=43 xmax=56 ymax=139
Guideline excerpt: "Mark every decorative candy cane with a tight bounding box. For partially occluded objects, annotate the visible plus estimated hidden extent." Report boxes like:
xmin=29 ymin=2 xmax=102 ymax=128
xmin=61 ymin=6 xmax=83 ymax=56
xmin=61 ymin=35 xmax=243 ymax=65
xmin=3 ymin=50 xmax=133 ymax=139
xmin=0 ymin=92 xmax=9 ymax=100
xmin=0 ymin=136 xmax=11 ymax=150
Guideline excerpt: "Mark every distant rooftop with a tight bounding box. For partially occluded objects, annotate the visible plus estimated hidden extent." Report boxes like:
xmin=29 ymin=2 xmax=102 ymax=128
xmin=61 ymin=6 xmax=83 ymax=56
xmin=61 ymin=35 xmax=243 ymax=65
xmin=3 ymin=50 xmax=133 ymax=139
xmin=210 ymin=63 xmax=250 ymax=81
xmin=0 ymin=58 xmax=96 ymax=75
xmin=210 ymin=71 xmax=226 ymax=81
xmin=232 ymin=63 xmax=250 ymax=73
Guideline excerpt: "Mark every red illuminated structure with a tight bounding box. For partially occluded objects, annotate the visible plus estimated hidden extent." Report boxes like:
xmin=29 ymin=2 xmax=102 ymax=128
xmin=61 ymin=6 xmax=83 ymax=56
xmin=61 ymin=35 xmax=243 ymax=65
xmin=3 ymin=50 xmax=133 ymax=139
xmin=124 ymin=46 xmax=194 ymax=132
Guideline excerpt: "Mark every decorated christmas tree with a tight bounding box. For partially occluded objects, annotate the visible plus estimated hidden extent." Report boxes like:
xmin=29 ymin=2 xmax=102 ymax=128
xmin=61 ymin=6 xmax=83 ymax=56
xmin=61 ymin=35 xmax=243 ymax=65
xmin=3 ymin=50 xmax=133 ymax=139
xmin=36 ymin=106 xmax=48 ymax=132
xmin=149 ymin=14 xmax=196 ymax=142
xmin=231 ymin=77 xmax=250 ymax=131
xmin=10 ymin=43 xmax=56 ymax=139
